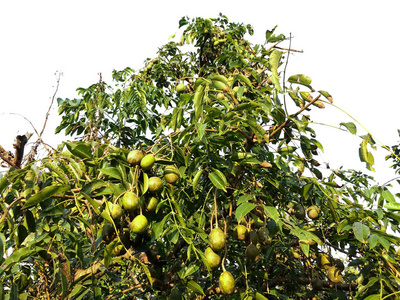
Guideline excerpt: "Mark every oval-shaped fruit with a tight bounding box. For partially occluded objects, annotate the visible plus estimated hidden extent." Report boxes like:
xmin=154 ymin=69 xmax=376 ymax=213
xmin=146 ymin=196 xmax=158 ymax=212
xmin=204 ymin=247 xmax=221 ymax=269
xmin=219 ymin=271 xmax=235 ymax=295
xmin=308 ymin=205 xmax=320 ymax=220
xmin=130 ymin=214 xmax=149 ymax=234
xmin=247 ymin=231 xmax=258 ymax=245
xmin=101 ymin=223 xmax=115 ymax=244
xmin=176 ymin=83 xmax=186 ymax=93
xmin=107 ymin=202 xmax=123 ymax=220
xmin=245 ymin=243 xmax=259 ymax=262
xmin=233 ymin=225 xmax=248 ymax=241
xmin=127 ymin=150 xmax=144 ymax=165
xmin=121 ymin=191 xmax=139 ymax=211
xmin=164 ymin=165 xmax=180 ymax=184
xmin=209 ymin=228 xmax=226 ymax=252
xmin=257 ymin=227 xmax=270 ymax=245
xmin=140 ymin=154 xmax=155 ymax=170
xmin=327 ymin=266 xmax=342 ymax=283
xmin=294 ymin=204 xmax=305 ymax=220
xmin=148 ymin=176 xmax=163 ymax=193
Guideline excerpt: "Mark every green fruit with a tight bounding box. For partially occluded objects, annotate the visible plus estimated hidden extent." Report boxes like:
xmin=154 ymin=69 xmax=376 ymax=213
xmin=107 ymin=202 xmax=123 ymax=220
xmin=204 ymin=247 xmax=221 ymax=269
xmin=257 ymin=227 xmax=270 ymax=245
xmin=164 ymin=165 xmax=180 ymax=184
xmin=327 ymin=266 xmax=342 ymax=283
xmin=308 ymin=206 xmax=320 ymax=220
xmin=216 ymin=92 xmax=225 ymax=100
xmin=130 ymin=215 xmax=149 ymax=234
xmin=247 ymin=230 xmax=258 ymax=245
xmin=140 ymin=154 xmax=155 ymax=170
xmin=148 ymin=176 xmax=163 ymax=193
xmin=146 ymin=196 xmax=158 ymax=212
xmin=176 ymin=83 xmax=186 ymax=93
xmin=101 ymin=223 xmax=115 ymax=244
xmin=245 ymin=243 xmax=259 ymax=262
xmin=294 ymin=204 xmax=305 ymax=220
xmin=170 ymin=288 xmax=183 ymax=300
xmin=219 ymin=271 xmax=235 ymax=295
xmin=233 ymin=225 xmax=248 ymax=241
xmin=209 ymin=228 xmax=226 ymax=252
xmin=127 ymin=150 xmax=144 ymax=165
xmin=121 ymin=191 xmax=139 ymax=212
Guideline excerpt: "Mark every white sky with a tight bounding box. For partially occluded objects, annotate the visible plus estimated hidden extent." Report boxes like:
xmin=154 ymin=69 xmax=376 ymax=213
xmin=1 ymin=1 xmax=400 ymax=189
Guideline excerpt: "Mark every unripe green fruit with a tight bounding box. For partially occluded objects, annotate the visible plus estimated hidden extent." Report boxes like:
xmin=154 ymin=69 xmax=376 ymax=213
xmin=164 ymin=165 xmax=180 ymax=184
xmin=233 ymin=225 xmax=248 ymax=241
xmin=245 ymin=243 xmax=259 ymax=262
xmin=101 ymin=223 xmax=115 ymax=244
xmin=308 ymin=205 xmax=320 ymax=220
xmin=219 ymin=271 xmax=235 ymax=295
xmin=140 ymin=154 xmax=155 ymax=170
xmin=146 ymin=196 xmax=158 ymax=212
xmin=247 ymin=231 xmax=258 ymax=245
xmin=209 ymin=228 xmax=226 ymax=252
xmin=170 ymin=288 xmax=183 ymax=300
xmin=204 ymin=247 xmax=221 ymax=269
xmin=294 ymin=204 xmax=305 ymax=220
xmin=176 ymin=83 xmax=186 ymax=93
xmin=121 ymin=191 xmax=139 ymax=212
xmin=257 ymin=227 xmax=270 ymax=245
xmin=130 ymin=215 xmax=148 ymax=234
xmin=216 ymin=92 xmax=225 ymax=100
xmin=148 ymin=176 xmax=163 ymax=193
xmin=127 ymin=150 xmax=144 ymax=165
xmin=108 ymin=202 xmax=123 ymax=220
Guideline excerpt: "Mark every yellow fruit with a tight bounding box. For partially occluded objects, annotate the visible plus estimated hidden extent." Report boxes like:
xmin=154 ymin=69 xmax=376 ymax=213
xmin=140 ymin=154 xmax=155 ymax=170
xmin=327 ymin=266 xmax=342 ymax=283
xmin=107 ymin=202 xmax=123 ymax=220
xmin=121 ymin=191 xmax=139 ymax=212
xmin=204 ymin=247 xmax=221 ymax=269
xmin=164 ymin=165 xmax=180 ymax=184
xmin=307 ymin=206 xmax=320 ymax=220
xmin=130 ymin=215 xmax=148 ymax=234
xmin=148 ymin=176 xmax=163 ymax=193
xmin=209 ymin=228 xmax=226 ymax=252
xmin=176 ymin=83 xmax=186 ymax=93
xmin=318 ymin=253 xmax=331 ymax=269
xmin=219 ymin=271 xmax=235 ymax=295
xmin=127 ymin=150 xmax=144 ymax=165
xmin=233 ymin=225 xmax=248 ymax=241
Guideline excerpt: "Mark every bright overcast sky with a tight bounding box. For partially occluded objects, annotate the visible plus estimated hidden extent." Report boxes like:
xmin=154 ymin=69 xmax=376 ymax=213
xmin=1 ymin=1 xmax=400 ymax=187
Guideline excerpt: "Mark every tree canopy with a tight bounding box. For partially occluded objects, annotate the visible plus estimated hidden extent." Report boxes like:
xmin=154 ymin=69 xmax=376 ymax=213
xmin=1 ymin=14 xmax=400 ymax=300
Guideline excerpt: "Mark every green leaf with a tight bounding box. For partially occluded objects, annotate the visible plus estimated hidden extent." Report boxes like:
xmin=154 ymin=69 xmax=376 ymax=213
xmin=235 ymin=202 xmax=257 ymax=222
xmin=319 ymin=90 xmax=333 ymax=103
xmin=187 ymin=280 xmax=205 ymax=295
xmin=364 ymin=295 xmax=381 ymax=300
xmin=255 ymin=292 xmax=269 ymax=300
xmin=382 ymin=189 xmax=395 ymax=203
xmin=192 ymin=169 xmax=204 ymax=194
xmin=22 ymin=185 xmax=70 ymax=209
xmin=193 ymin=83 xmax=206 ymax=121
xmin=288 ymin=74 xmax=312 ymax=89
xmin=81 ymin=179 xmax=106 ymax=195
xmin=384 ymin=202 xmax=400 ymax=211
xmin=340 ymin=122 xmax=357 ymax=135
xmin=270 ymin=49 xmax=283 ymax=91
xmin=99 ymin=167 xmax=122 ymax=180
xmin=353 ymin=222 xmax=370 ymax=243
xmin=65 ymin=142 xmax=93 ymax=160
xmin=237 ymin=194 xmax=255 ymax=205
xmin=0 ymin=176 xmax=8 ymax=194
xmin=208 ymin=171 xmax=227 ymax=192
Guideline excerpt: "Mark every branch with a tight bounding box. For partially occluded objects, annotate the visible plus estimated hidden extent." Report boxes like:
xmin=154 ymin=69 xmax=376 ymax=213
xmin=0 ymin=145 xmax=17 ymax=168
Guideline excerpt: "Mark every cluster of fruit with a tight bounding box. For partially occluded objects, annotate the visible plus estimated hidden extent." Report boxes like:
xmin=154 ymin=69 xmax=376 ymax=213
xmin=205 ymin=224 xmax=271 ymax=294
xmin=101 ymin=149 xmax=180 ymax=250
xmin=317 ymin=253 xmax=344 ymax=284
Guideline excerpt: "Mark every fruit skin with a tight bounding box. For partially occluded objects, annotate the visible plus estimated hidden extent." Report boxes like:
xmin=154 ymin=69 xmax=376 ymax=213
xmin=121 ymin=191 xmax=139 ymax=212
xmin=176 ymin=83 xmax=186 ymax=93
xmin=209 ymin=228 xmax=226 ymax=252
xmin=148 ymin=176 xmax=163 ymax=193
xmin=233 ymin=225 xmax=248 ymax=241
xmin=140 ymin=154 xmax=156 ymax=170
xmin=257 ymin=227 xmax=270 ymax=245
xmin=164 ymin=165 xmax=180 ymax=184
xmin=219 ymin=271 xmax=235 ymax=295
xmin=130 ymin=215 xmax=149 ymax=234
xmin=294 ymin=204 xmax=305 ymax=220
xmin=245 ymin=243 xmax=259 ymax=262
xmin=107 ymin=202 xmax=123 ymax=220
xmin=127 ymin=150 xmax=144 ymax=165
xmin=308 ymin=205 xmax=320 ymax=219
xmin=204 ymin=247 xmax=221 ymax=269
xmin=101 ymin=223 xmax=116 ymax=244
xmin=146 ymin=196 xmax=158 ymax=212
xmin=327 ymin=266 xmax=342 ymax=283
xmin=318 ymin=253 xmax=331 ymax=269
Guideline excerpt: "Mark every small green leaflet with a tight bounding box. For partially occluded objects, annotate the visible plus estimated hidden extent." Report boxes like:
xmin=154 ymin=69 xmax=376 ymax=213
xmin=288 ymin=74 xmax=312 ymax=89
xmin=192 ymin=169 xmax=204 ymax=194
xmin=235 ymin=202 xmax=257 ymax=222
xmin=384 ymin=202 xmax=400 ymax=211
xmin=22 ymin=185 xmax=70 ymax=209
xmin=65 ymin=142 xmax=93 ymax=160
xmin=353 ymin=222 xmax=370 ymax=243
xmin=99 ymin=167 xmax=122 ymax=180
xmin=187 ymin=280 xmax=205 ymax=295
xmin=208 ymin=169 xmax=227 ymax=192
xmin=340 ymin=122 xmax=357 ymax=135
xmin=270 ymin=50 xmax=283 ymax=91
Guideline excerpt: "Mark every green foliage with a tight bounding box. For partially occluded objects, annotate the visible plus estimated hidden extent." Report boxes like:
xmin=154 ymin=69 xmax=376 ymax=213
xmin=1 ymin=14 xmax=400 ymax=299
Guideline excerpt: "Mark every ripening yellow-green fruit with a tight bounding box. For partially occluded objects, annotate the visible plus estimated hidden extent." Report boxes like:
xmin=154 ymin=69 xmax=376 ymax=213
xmin=307 ymin=205 xmax=320 ymax=219
xmin=130 ymin=215 xmax=148 ymax=234
xmin=164 ymin=165 xmax=180 ymax=184
xmin=140 ymin=154 xmax=155 ymax=170
xmin=127 ymin=150 xmax=144 ymax=165
xmin=209 ymin=228 xmax=226 ymax=252
xmin=219 ymin=271 xmax=235 ymax=295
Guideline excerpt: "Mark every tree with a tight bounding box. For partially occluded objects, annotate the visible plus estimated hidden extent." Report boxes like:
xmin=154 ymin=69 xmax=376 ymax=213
xmin=1 ymin=14 xmax=400 ymax=299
